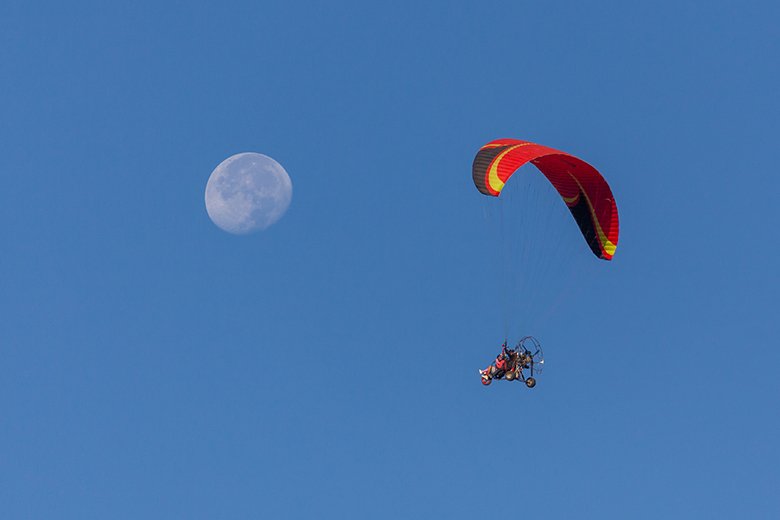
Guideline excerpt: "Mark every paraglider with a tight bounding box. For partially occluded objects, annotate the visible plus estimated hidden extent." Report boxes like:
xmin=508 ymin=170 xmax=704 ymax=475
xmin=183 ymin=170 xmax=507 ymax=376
xmin=472 ymin=139 xmax=619 ymax=388
xmin=479 ymin=337 xmax=544 ymax=388
xmin=472 ymin=138 xmax=619 ymax=260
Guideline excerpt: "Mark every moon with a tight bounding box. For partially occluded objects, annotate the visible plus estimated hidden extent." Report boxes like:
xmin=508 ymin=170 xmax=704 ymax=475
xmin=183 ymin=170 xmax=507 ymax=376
xmin=205 ymin=152 xmax=293 ymax=234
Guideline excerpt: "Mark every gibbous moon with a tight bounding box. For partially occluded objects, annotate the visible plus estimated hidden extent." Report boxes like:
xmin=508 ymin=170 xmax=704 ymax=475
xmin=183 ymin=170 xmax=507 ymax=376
xmin=205 ymin=153 xmax=293 ymax=234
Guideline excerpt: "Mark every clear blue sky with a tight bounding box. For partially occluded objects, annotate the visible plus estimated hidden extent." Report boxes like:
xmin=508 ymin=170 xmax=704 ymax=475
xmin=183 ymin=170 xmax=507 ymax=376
xmin=2 ymin=1 xmax=778 ymax=518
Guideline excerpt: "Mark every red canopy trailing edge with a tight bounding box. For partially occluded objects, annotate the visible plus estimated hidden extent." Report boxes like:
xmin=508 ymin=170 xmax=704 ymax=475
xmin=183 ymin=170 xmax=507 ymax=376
xmin=472 ymin=138 xmax=619 ymax=260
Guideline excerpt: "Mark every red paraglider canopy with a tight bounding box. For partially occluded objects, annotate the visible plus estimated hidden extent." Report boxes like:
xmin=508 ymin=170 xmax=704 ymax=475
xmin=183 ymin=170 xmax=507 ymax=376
xmin=472 ymin=138 xmax=619 ymax=260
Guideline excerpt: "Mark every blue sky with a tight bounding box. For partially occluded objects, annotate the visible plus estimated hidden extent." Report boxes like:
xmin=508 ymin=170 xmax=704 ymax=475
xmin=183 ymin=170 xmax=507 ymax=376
xmin=2 ymin=1 xmax=779 ymax=518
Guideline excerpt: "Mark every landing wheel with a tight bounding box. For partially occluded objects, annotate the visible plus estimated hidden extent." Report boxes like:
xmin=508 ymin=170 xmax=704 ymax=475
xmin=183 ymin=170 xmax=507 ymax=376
xmin=525 ymin=377 xmax=536 ymax=388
